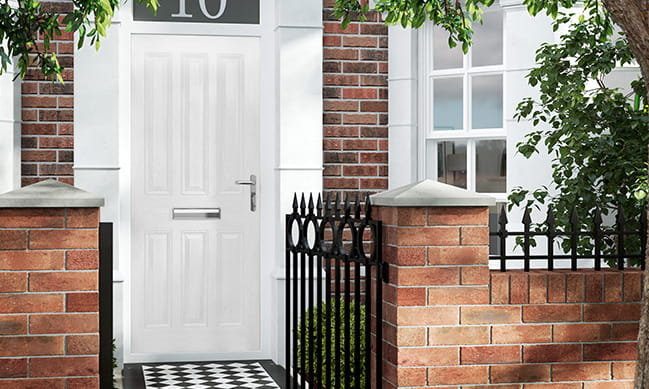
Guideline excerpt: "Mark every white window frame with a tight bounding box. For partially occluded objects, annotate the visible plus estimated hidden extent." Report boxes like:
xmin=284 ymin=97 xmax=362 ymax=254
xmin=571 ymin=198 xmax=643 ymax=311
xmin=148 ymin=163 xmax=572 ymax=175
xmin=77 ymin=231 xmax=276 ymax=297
xmin=418 ymin=9 xmax=507 ymax=198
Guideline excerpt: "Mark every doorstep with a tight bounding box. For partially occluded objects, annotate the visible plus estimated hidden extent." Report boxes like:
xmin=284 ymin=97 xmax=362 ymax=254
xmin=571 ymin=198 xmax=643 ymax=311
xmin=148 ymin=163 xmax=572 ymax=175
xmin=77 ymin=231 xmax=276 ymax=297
xmin=122 ymin=360 xmax=286 ymax=389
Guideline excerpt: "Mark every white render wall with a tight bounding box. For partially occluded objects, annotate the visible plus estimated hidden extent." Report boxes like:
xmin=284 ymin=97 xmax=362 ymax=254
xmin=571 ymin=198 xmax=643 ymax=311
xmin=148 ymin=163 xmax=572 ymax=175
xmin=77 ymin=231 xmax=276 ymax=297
xmin=0 ymin=62 xmax=21 ymax=194
xmin=274 ymin=0 xmax=324 ymax=366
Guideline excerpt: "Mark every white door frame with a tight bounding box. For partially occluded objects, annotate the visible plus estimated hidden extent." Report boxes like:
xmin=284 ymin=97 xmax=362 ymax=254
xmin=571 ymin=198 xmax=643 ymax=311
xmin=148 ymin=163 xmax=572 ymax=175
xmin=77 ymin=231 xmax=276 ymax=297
xmin=118 ymin=2 xmax=275 ymax=364
xmin=74 ymin=0 xmax=323 ymax=367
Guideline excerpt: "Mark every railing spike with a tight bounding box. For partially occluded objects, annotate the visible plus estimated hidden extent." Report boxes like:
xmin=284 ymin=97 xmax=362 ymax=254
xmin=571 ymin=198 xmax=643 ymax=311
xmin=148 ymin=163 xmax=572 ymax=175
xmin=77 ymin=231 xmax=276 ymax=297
xmin=498 ymin=207 xmax=508 ymax=225
xmin=522 ymin=208 xmax=532 ymax=272
xmin=365 ymin=194 xmax=373 ymax=220
xmin=344 ymin=193 xmax=351 ymax=217
xmin=616 ymin=205 xmax=626 ymax=270
xmin=570 ymin=206 xmax=579 ymax=225
xmin=354 ymin=195 xmax=361 ymax=219
xmin=316 ymin=193 xmax=323 ymax=217
xmin=522 ymin=207 xmax=532 ymax=225
xmin=308 ymin=193 xmax=315 ymax=211
xmin=292 ymin=193 xmax=299 ymax=212
xmin=324 ymin=193 xmax=332 ymax=216
xmin=546 ymin=208 xmax=555 ymax=228
xmin=594 ymin=206 xmax=603 ymax=271
xmin=334 ymin=192 xmax=341 ymax=217
xmin=300 ymin=193 xmax=307 ymax=216
xmin=546 ymin=207 xmax=555 ymax=271
xmin=569 ymin=206 xmax=579 ymax=271
xmin=617 ymin=206 xmax=626 ymax=224
xmin=593 ymin=206 xmax=603 ymax=225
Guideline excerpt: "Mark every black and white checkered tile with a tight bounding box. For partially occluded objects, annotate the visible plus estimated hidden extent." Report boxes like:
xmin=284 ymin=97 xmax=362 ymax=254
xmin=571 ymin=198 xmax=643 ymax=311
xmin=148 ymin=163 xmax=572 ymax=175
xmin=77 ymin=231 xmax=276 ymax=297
xmin=142 ymin=361 xmax=281 ymax=389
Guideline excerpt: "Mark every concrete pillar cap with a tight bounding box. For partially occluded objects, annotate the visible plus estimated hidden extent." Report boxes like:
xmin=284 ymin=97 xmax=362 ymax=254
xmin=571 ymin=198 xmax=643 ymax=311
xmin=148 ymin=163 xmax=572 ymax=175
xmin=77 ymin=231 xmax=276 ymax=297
xmin=371 ymin=179 xmax=496 ymax=207
xmin=0 ymin=179 xmax=105 ymax=208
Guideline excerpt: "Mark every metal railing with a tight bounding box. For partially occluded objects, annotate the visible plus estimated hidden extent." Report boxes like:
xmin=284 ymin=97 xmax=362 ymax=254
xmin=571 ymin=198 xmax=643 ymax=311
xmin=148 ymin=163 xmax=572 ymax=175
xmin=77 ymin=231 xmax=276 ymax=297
xmin=99 ymin=222 xmax=113 ymax=389
xmin=285 ymin=193 xmax=384 ymax=389
xmin=490 ymin=206 xmax=647 ymax=272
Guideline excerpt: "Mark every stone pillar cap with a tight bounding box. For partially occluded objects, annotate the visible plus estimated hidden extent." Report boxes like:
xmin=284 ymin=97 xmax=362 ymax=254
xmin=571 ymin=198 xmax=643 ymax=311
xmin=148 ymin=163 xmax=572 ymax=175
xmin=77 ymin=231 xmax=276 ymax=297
xmin=0 ymin=179 xmax=105 ymax=208
xmin=371 ymin=179 xmax=496 ymax=207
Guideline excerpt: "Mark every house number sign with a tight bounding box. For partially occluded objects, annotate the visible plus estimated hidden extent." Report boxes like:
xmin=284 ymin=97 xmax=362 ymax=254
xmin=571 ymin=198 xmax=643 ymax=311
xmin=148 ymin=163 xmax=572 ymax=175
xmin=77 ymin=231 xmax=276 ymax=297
xmin=133 ymin=0 xmax=259 ymax=24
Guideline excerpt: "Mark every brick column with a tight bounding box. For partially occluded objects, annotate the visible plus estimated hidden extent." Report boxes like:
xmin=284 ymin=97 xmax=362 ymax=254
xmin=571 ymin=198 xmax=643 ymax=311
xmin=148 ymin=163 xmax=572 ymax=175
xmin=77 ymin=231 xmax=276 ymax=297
xmin=0 ymin=180 xmax=104 ymax=388
xmin=372 ymin=179 xmax=494 ymax=388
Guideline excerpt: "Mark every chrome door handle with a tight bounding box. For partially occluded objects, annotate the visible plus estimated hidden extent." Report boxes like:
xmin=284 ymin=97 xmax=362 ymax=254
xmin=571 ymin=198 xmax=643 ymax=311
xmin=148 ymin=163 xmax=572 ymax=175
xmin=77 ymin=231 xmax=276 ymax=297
xmin=235 ymin=174 xmax=256 ymax=212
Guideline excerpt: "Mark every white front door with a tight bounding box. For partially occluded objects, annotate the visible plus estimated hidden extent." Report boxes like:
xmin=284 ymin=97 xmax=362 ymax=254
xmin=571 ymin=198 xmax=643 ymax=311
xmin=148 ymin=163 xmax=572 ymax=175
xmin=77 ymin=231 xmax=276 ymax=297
xmin=131 ymin=34 xmax=260 ymax=359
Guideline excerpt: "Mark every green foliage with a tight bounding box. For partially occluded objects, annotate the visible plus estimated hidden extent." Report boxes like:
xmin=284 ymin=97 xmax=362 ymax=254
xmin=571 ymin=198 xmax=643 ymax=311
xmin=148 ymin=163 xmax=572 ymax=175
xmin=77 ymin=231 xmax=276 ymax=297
xmin=332 ymin=0 xmax=604 ymax=54
xmin=334 ymin=0 xmax=497 ymax=53
xmin=510 ymin=10 xmax=648 ymax=264
xmin=0 ymin=0 xmax=158 ymax=82
xmin=297 ymin=298 xmax=366 ymax=389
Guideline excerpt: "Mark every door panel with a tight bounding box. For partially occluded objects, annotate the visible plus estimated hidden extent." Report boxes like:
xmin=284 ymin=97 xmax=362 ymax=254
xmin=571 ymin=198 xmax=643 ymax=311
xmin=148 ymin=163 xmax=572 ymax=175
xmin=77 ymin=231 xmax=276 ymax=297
xmin=131 ymin=35 xmax=260 ymax=357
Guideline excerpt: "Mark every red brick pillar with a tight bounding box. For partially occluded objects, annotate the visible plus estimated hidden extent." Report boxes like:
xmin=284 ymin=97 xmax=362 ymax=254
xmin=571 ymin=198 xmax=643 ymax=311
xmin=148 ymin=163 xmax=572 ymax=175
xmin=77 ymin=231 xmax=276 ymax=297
xmin=372 ymin=180 xmax=494 ymax=388
xmin=0 ymin=180 xmax=104 ymax=388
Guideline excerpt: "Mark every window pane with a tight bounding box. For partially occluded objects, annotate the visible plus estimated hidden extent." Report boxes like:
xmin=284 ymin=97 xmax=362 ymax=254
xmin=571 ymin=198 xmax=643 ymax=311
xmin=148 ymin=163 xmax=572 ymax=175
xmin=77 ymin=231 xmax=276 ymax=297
xmin=437 ymin=141 xmax=467 ymax=189
xmin=472 ymin=74 xmax=503 ymax=129
xmin=476 ymin=139 xmax=506 ymax=193
xmin=434 ymin=78 xmax=463 ymax=131
xmin=472 ymin=11 xmax=503 ymax=67
xmin=433 ymin=27 xmax=463 ymax=70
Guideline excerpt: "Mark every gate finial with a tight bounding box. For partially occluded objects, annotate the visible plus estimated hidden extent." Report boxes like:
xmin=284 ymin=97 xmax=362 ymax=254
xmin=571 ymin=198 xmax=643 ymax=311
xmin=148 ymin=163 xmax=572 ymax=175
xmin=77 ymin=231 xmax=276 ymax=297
xmin=300 ymin=194 xmax=307 ymax=216
xmin=308 ymin=193 xmax=315 ymax=215
xmin=344 ymin=193 xmax=351 ymax=218
xmin=365 ymin=194 xmax=372 ymax=220
xmin=324 ymin=193 xmax=332 ymax=217
xmin=316 ymin=193 xmax=323 ymax=217
xmin=354 ymin=195 xmax=361 ymax=219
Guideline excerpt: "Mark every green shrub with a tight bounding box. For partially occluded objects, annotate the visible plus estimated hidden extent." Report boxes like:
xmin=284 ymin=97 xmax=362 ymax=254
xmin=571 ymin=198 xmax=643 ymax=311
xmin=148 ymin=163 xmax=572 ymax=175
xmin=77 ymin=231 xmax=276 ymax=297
xmin=297 ymin=298 xmax=366 ymax=388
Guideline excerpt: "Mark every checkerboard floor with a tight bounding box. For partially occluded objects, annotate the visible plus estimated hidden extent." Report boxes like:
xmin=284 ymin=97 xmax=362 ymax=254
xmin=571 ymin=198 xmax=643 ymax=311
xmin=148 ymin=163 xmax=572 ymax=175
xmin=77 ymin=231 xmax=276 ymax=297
xmin=141 ymin=361 xmax=281 ymax=389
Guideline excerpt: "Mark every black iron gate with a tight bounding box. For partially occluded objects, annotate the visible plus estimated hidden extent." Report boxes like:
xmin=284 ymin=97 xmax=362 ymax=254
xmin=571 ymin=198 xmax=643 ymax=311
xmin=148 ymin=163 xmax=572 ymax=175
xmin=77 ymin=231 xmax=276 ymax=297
xmin=285 ymin=193 xmax=384 ymax=389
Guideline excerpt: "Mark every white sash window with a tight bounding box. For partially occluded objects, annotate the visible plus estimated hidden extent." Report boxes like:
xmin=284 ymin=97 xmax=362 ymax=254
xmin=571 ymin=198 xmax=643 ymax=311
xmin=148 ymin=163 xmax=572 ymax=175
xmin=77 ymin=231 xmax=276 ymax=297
xmin=420 ymin=9 xmax=506 ymax=194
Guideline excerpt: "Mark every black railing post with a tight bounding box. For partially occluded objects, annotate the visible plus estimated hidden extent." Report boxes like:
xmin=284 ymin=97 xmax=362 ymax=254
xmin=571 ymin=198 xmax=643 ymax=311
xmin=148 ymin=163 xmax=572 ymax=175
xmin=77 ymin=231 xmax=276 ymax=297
xmin=285 ymin=212 xmax=292 ymax=389
xmin=570 ymin=207 xmax=579 ymax=271
xmin=299 ymin=194 xmax=307 ymax=388
xmin=498 ymin=208 xmax=508 ymax=272
xmin=99 ymin=222 xmax=113 ymax=389
xmin=546 ymin=209 xmax=555 ymax=271
xmin=323 ymin=194 xmax=332 ymax=389
xmin=291 ymin=194 xmax=299 ymax=389
xmin=343 ymin=196 xmax=352 ymax=389
xmin=594 ymin=207 xmax=602 ymax=271
xmin=315 ymin=194 xmax=323 ymax=388
xmin=617 ymin=207 xmax=626 ymax=270
xmin=523 ymin=208 xmax=531 ymax=272
xmin=641 ymin=208 xmax=647 ymax=270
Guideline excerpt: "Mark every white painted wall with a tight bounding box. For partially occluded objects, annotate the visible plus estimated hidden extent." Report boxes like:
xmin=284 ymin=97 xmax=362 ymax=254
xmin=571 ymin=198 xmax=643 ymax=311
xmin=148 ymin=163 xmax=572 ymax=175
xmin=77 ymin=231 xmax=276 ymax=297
xmin=0 ymin=62 xmax=21 ymax=194
xmin=75 ymin=0 xmax=323 ymax=367
xmin=273 ymin=0 xmax=323 ymax=366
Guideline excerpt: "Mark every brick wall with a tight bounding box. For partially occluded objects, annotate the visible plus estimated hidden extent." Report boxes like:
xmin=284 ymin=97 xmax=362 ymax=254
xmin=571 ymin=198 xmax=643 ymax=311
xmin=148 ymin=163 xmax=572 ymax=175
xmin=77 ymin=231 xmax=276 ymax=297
xmin=21 ymin=1 xmax=75 ymax=187
xmin=0 ymin=207 xmax=100 ymax=388
xmin=323 ymin=1 xmax=388 ymax=197
xmin=376 ymin=201 xmax=641 ymax=388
